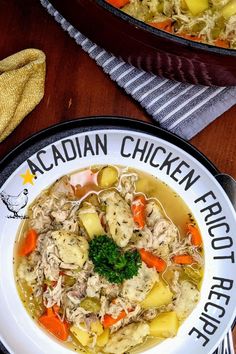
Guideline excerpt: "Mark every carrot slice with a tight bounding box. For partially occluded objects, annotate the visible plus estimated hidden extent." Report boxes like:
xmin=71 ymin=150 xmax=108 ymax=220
xmin=102 ymin=310 xmax=128 ymax=328
xmin=46 ymin=307 xmax=54 ymax=317
xmin=149 ymin=19 xmax=173 ymax=33
xmin=139 ymin=248 xmax=166 ymax=272
xmin=131 ymin=195 xmax=146 ymax=229
xmin=188 ymin=224 xmax=202 ymax=247
xmin=172 ymin=254 xmax=194 ymax=265
xmin=38 ymin=309 xmax=69 ymax=341
xmin=19 ymin=229 xmax=37 ymax=256
xmin=180 ymin=33 xmax=203 ymax=42
xmin=214 ymin=39 xmax=229 ymax=48
xmin=106 ymin=0 xmax=129 ymax=8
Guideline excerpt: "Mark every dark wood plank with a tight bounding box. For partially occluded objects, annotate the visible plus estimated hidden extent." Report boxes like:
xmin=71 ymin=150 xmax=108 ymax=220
xmin=0 ymin=0 xmax=235 ymax=351
xmin=191 ymin=107 xmax=236 ymax=177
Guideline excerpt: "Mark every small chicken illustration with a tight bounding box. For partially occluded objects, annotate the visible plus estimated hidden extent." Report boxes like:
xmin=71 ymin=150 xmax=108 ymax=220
xmin=0 ymin=189 xmax=28 ymax=217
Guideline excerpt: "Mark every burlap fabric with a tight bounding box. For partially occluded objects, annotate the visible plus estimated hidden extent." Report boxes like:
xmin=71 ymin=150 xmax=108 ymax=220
xmin=0 ymin=49 xmax=46 ymax=143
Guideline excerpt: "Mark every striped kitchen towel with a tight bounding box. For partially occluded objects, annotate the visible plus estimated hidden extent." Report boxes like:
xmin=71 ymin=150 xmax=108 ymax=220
xmin=40 ymin=0 xmax=236 ymax=140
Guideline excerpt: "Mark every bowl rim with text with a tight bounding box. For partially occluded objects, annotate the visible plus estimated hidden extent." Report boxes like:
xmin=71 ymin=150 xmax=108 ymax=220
xmin=0 ymin=117 xmax=235 ymax=354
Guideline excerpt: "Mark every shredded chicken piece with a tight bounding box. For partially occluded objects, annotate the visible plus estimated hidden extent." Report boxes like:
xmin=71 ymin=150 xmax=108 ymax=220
xmin=133 ymin=217 xmax=180 ymax=258
xmin=99 ymin=295 xmax=109 ymax=320
xmin=28 ymin=193 xmax=53 ymax=233
xmin=43 ymin=275 xmax=63 ymax=308
xmin=66 ymin=306 xmax=90 ymax=327
xmin=101 ymin=279 xmax=120 ymax=299
xmin=39 ymin=235 xmax=61 ymax=281
xmin=84 ymin=313 xmax=99 ymax=332
xmin=107 ymin=298 xmax=132 ymax=319
xmin=28 ymin=176 xmax=77 ymax=233
xmin=132 ymin=226 xmax=154 ymax=249
xmin=225 ymin=15 xmax=236 ymax=41
xmin=86 ymin=274 xmax=120 ymax=299
xmin=50 ymin=176 xmax=75 ymax=199
xmin=141 ymin=308 xmax=158 ymax=321
xmin=61 ymin=216 xmax=79 ymax=233
xmin=211 ymin=0 xmax=228 ymax=7
xmin=66 ymin=260 xmax=94 ymax=305
xmin=163 ymin=0 xmax=173 ymax=16
xmin=152 ymin=219 xmax=179 ymax=257
xmin=86 ymin=274 xmax=102 ymax=298
xmin=67 ymin=283 xmax=87 ymax=305
xmin=168 ymin=233 xmax=203 ymax=267
xmin=110 ymin=304 xmax=142 ymax=333
xmin=170 ymin=270 xmax=181 ymax=296
xmin=118 ymin=173 xmax=138 ymax=203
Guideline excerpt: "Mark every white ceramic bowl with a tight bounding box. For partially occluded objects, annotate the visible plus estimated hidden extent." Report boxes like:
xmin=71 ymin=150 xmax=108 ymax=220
xmin=0 ymin=117 xmax=235 ymax=354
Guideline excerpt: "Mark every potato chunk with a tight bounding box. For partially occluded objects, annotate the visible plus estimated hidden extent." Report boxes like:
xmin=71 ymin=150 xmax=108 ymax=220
xmin=70 ymin=325 xmax=91 ymax=346
xmin=221 ymin=0 xmax=236 ymax=18
xmin=97 ymin=328 xmax=110 ymax=347
xmin=141 ymin=281 xmax=173 ymax=309
xmin=91 ymin=321 xmax=104 ymax=336
xmin=98 ymin=166 xmax=118 ymax=188
xmin=149 ymin=312 xmax=179 ymax=338
xmin=79 ymin=211 xmax=105 ymax=239
xmin=185 ymin=0 xmax=209 ymax=15
xmin=51 ymin=230 xmax=88 ymax=267
xmin=104 ymin=322 xmax=150 ymax=354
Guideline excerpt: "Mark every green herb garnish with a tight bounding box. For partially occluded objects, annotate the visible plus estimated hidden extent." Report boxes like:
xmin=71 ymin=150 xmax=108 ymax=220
xmin=89 ymin=235 xmax=141 ymax=284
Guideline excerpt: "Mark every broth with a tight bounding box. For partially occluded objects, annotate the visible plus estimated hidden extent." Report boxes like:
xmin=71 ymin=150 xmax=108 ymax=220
xmin=15 ymin=165 xmax=204 ymax=354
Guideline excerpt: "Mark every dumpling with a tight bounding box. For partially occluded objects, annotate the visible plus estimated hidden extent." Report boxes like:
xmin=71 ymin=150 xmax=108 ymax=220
xmin=51 ymin=230 xmax=88 ymax=267
xmin=104 ymin=322 xmax=150 ymax=354
xmin=100 ymin=190 xmax=135 ymax=247
xmin=122 ymin=262 xmax=159 ymax=302
xmin=174 ymin=281 xmax=200 ymax=321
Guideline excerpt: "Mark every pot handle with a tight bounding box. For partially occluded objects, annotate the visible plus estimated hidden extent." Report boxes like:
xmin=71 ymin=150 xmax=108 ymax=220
xmin=215 ymin=173 xmax=236 ymax=212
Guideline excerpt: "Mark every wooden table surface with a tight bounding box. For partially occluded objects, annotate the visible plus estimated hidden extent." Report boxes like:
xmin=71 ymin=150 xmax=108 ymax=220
xmin=0 ymin=0 xmax=235 ymax=352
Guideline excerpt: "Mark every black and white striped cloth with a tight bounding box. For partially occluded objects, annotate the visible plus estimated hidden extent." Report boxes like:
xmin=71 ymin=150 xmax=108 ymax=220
xmin=40 ymin=0 xmax=236 ymax=140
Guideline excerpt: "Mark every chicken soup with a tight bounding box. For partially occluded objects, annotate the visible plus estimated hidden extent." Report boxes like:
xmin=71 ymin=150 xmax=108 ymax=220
xmin=15 ymin=165 xmax=204 ymax=354
xmin=106 ymin=0 xmax=236 ymax=49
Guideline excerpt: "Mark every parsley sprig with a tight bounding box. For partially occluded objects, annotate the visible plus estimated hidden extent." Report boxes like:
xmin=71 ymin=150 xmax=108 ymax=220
xmin=89 ymin=235 xmax=141 ymax=284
